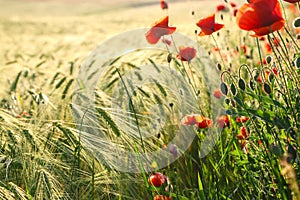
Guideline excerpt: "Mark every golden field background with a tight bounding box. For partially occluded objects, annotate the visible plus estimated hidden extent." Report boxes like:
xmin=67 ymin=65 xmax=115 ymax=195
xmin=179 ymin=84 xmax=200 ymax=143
xmin=0 ymin=0 xmax=242 ymax=97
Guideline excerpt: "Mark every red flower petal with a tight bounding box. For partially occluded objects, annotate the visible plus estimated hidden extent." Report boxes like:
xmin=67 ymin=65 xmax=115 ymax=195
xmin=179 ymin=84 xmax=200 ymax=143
xmin=196 ymin=117 xmax=212 ymax=129
xmin=154 ymin=195 xmax=172 ymax=200
xmin=196 ymin=14 xmax=224 ymax=36
xmin=216 ymin=115 xmax=229 ymax=128
xmin=240 ymin=126 xmax=248 ymax=138
xmin=145 ymin=16 xmax=176 ymax=44
xmin=283 ymin=0 xmax=300 ymax=3
xmin=177 ymin=46 xmax=197 ymax=61
xmin=160 ymin=0 xmax=168 ymax=10
xmin=181 ymin=114 xmax=212 ymax=129
xmin=236 ymin=116 xmax=249 ymax=123
xmin=236 ymin=0 xmax=285 ymax=37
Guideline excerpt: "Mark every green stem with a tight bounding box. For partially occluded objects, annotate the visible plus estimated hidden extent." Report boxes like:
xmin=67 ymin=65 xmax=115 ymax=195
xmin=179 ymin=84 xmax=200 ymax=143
xmin=256 ymin=38 xmax=263 ymax=69
xmin=116 ymin=68 xmax=145 ymax=153
xmin=211 ymin=34 xmax=226 ymax=69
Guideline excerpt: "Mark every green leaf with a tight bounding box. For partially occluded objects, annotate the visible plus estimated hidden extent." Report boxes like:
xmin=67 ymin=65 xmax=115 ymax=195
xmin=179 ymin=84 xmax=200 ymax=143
xmin=198 ymin=172 xmax=206 ymax=200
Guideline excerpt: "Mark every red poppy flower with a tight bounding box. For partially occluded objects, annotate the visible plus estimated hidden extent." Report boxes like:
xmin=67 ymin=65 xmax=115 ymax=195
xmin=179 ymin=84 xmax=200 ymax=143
xmin=237 ymin=126 xmax=248 ymax=140
xmin=145 ymin=16 xmax=176 ymax=44
xmin=195 ymin=117 xmax=213 ymax=129
xmin=181 ymin=114 xmax=212 ymax=129
xmin=256 ymin=76 xmax=263 ymax=83
xmin=148 ymin=172 xmax=166 ymax=187
xmin=177 ymin=46 xmax=197 ymax=61
xmin=264 ymin=42 xmax=272 ymax=53
xmin=240 ymin=126 xmax=248 ymax=137
xmin=216 ymin=115 xmax=229 ymax=128
xmin=196 ymin=14 xmax=224 ymax=36
xmin=236 ymin=0 xmax=285 ymax=37
xmin=160 ymin=0 xmax=168 ymax=10
xmin=154 ymin=195 xmax=172 ymax=200
xmin=213 ymin=89 xmax=223 ymax=98
xmin=283 ymin=0 xmax=300 ymax=3
xmin=272 ymin=67 xmax=278 ymax=76
xmin=236 ymin=116 xmax=249 ymax=123
xmin=216 ymin=4 xmax=227 ymax=12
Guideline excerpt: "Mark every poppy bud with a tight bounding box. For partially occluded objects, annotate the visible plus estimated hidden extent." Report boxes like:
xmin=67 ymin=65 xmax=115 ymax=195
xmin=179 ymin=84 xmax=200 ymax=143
xmin=167 ymin=53 xmax=172 ymax=63
xmin=224 ymin=98 xmax=230 ymax=105
xmin=270 ymin=144 xmax=283 ymax=157
xmin=249 ymin=80 xmax=255 ymax=90
xmin=263 ymin=83 xmax=272 ymax=94
xmin=266 ymin=55 xmax=272 ymax=64
xmin=238 ymin=78 xmax=246 ymax=91
xmin=230 ymin=83 xmax=237 ymax=96
xmin=217 ymin=63 xmax=222 ymax=71
xmin=220 ymin=82 xmax=228 ymax=95
xmin=230 ymin=98 xmax=236 ymax=107
xmin=293 ymin=17 xmax=300 ymax=28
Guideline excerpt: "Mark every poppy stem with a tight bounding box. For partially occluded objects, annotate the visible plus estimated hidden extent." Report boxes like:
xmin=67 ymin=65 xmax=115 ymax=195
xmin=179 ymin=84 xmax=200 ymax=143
xmin=283 ymin=26 xmax=300 ymax=51
xmin=211 ymin=34 xmax=226 ymax=70
xmin=238 ymin=64 xmax=254 ymax=80
xmin=170 ymin=35 xmax=199 ymax=97
xmin=255 ymin=38 xmax=263 ymax=69
xmin=116 ymin=68 xmax=146 ymax=153
xmin=279 ymin=0 xmax=291 ymax=30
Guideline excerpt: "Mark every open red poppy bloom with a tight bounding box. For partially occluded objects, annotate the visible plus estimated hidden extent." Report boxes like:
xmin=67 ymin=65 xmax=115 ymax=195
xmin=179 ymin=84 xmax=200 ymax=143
xmin=181 ymin=114 xmax=212 ymax=129
xmin=148 ymin=172 xmax=166 ymax=187
xmin=283 ymin=0 xmax=300 ymax=3
xmin=236 ymin=116 xmax=249 ymax=123
xmin=196 ymin=14 xmax=224 ymax=36
xmin=160 ymin=0 xmax=168 ymax=10
xmin=216 ymin=115 xmax=229 ymax=128
xmin=145 ymin=16 xmax=176 ymax=44
xmin=177 ymin=46 xmax=197 ymax=61
xmin=154 ymin=195 xmax=172 ymax=200
xmin=236 ymin=0 xmax=285 ymax=37
xmin=195 ymin=117 xmax=212 ymax=129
